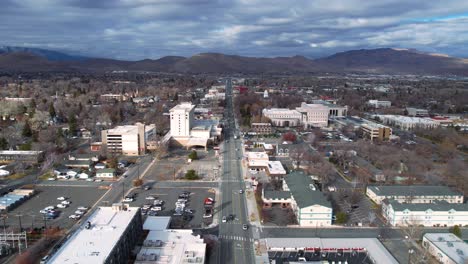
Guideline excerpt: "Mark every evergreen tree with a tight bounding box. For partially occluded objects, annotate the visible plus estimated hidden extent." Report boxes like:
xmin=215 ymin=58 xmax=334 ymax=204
xmin=22 ymin=121 xmax=32 ymax=137
xmin=49 ymin=103 xmax=56 ymax=118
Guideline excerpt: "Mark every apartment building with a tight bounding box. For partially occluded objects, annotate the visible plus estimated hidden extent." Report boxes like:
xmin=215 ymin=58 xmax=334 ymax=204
xmin=382 ymin=200 xmax=468 ymax=227
xmin=0 ymin=150 xmax=44 ymax=164
xmin=366 ymin=185 xmax=464 ymax=204
xmin=376 ymin=115 xmax=439 ymax=130
xmin=423 ymin=233 xmax=468 ymax=264
xmin=283 ymin=172 xmax=332 ymax=227
xmin=101 ymin=122 xmax=156 ymax=156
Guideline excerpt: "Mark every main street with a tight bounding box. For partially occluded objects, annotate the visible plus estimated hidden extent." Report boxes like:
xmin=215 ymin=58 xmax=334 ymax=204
xmin=216 ymin=78 xmax=255 ymax=263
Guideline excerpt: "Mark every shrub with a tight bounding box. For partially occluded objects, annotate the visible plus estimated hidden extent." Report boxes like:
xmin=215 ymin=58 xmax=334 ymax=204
xmin=185 ymin=169 xmax=199 ymax=180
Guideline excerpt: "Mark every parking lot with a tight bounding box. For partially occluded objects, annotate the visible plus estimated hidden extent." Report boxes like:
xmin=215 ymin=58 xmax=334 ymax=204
xmin=332 ymin=190 xmax=381 ymax=226
xmin=126 ymin=184 xmax=216 ymax=229
xmin=3 ymin=186 xmax=108 ymax=231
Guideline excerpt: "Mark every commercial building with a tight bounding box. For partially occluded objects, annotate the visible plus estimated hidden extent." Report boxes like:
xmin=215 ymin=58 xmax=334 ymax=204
xmin=266 ymin=237 xmax=398 ymax=264
xmin=135 ymin=216 xmax=206 ymax=264
xmin=251 ymin=123 xmax=272 ymax=135
xmin=100 ymin=93 xmax=125 ymax=102
xmin=366 ymin=185 xmax=464 ymax=204
xmin=283 ymin=172 xmax=332 ymax=227
xmin=406 ymin=107 xmax=429 ymax=117
xmin=296 ymin=103 xmax=330 ymax=128
xmin=262 ymin=108 xmax=302 ymax=127
xmin=266 ymin=161 xmax=287 ymax=178
xmin=382 ymin=200 xmax=468 ymax=227
xmin=367 ymin=100 xmax=392 ymax=108
xmin=170 ymin=102 xmax=222 ymax=149
xmin=376 ymin=115 xmax=439 ymax=130
xmin=246 ymin=152 xmax=269 ymax=170
xmin=96 ymin=168 xmax=116 ymax=179
xmin=101 ymin=122 xmax=156 ymax=156
xmin=49 ymin=203 xmax=143 ymax=264
xmin=0 ymin=150 xmax=44 ymax=164
xmin=422 ymin=233 xmax=468 ymax=264
xmin=360 ymin=122 xmax=392 ymax=141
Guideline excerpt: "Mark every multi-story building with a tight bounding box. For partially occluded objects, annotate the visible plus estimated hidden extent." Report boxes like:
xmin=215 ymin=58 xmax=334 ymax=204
xmin=406 ymin=107 xmax=429 ymax=117
xmin=311 ymin=99 xmax=347 ymax=117
xmin=283 ymin=172 xmax=332 ymax=227
xmin=262 ymin=108 xmax=302 ymax=127
xmin=360 ymin=122 xmax=392 ymax=141
xmin=251 ymin=123 xmax=272 ymax=135
xmin=422 ymin=233 xmax=468 ymax=264
xmin=49 ymin=203 xmax=142 ymax=264
xmin=376 ymin=115 xmax=439 ymax=130
xmin=382 ymin=200 xmax=468 ymax=227
xmin=170 ymin=102 xmax=195 ymax=137
xmin=100 ymin=93 xmax=125 ymax=102
xmin=170 ymin=102 xmax=222 ymax=149
xmin=296 ymin=103 xmax=330 ymax=128
xmin=367 ymin=185 xmax=464 ymax=204
xmin=101 ymin=123 xmax=156 ymax=156
xmin=368 ymin=100 xmax=392 ymax=108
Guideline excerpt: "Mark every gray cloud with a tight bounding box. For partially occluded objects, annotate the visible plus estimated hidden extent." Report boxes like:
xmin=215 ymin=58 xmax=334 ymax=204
xmin=1 ymin=0 xmax=468 ymax=59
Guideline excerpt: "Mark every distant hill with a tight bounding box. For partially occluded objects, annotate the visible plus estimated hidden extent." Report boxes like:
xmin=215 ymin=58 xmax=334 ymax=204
xmin=1 ymin=46 xmax=467 ymax=75
xmin=0 ymin=46 xmax=88 ymax=61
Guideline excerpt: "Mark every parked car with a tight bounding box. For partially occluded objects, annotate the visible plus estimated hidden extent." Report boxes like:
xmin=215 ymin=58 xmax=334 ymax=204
xmin=69 ymin=214 xmax=80 ymax=219
xmin=57 ymin=197 xmax=67 ymax=201
xmin=184 ymin=209 xmax=193 ymax=214
xmin=144 ymin=186 xmax=151 ymax=191
xmin=152 ymin=206 xmax=163 ymax=211
xmin=146 ymin=196 xmax=156 ymax=200
xmin=242 ymin=224 xmax=248 ymax=230
xmin=57 ymin=204 xmax=68 ymax=209
xmin=77 ymin=206 xmax=89 ymax=211
xmin=75 ymin=210 xmax=85 ymax=215
xmin=61 ymin=200 xmax=71 ymax=205
xmin=222 ymin=216 xmax=227 ymax=223
xmin=202 ymin=214 xmax=212 ymax=218
xmin=239 ymin=189 xmax=244 ymax=194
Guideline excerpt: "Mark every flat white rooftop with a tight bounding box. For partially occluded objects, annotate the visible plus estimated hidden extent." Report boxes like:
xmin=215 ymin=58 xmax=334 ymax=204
xmin=0 ymin=150 xmax=43 ymax=155
xmin=170 ymin=102 xmax=195 ymax=112
xmin=267 ymin=161 xmax=286 ymax=174
xmin=107 ymin=124 xmax=155 ymax=135
xmin=267 ymin=237 xmax=398 ymax=264
xmin=247 ymin=152 xmax=269 ymax=160
xmin=424 ymin=233 xmax=468 ymax=264
xmin=49 ymin=206 xmax=139 ymax=264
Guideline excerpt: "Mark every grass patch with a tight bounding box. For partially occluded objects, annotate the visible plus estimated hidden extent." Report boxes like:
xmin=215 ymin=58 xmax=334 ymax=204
xmin=39 ymin=172 xmax=54 ymax=180
xmin=7 ymin=173 xmax=27 ymax=180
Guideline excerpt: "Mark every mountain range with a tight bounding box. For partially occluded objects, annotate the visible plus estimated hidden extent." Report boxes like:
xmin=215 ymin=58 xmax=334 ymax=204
xmin=1 ymin=46 xmax=467 ymax=75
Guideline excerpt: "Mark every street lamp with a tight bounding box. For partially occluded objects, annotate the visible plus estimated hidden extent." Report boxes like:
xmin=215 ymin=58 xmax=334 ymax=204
xmin=408 ymin=248 xmax=414 ymax=264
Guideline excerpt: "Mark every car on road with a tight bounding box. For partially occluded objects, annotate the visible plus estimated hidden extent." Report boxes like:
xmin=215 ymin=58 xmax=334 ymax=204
xmin=69 ymin=214 xmax=80 ymax=219
xmin=86 ymin=178 xmax=94 ymax=182
xmin=222 ymin=216 xmax=227 ymax=223
xmin=203 ymin=213 xmax=212 ymax=218
xmin=242 ymin=224 xmax=248 ymax=230
xmin=57 ymin=197 xmax=67 ymax=201
xmin=95 ymin=179 xmax=103 ymax=182
xmin=61 ymin=200 xmax=71 ymax=205
xmin=57 ymin=204 xmax=68 ymax=209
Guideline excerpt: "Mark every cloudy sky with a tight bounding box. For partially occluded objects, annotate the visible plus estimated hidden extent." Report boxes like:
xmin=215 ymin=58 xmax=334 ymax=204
xmin=1 ymin=0 xmax=468 ymax=60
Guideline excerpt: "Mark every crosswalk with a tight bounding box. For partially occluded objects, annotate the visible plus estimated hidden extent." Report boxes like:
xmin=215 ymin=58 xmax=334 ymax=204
xmin=219 ymin=235 xmax=255 ymax=242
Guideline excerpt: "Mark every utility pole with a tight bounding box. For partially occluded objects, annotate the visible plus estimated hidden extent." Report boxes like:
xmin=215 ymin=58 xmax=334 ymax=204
xmin=16 ymin=213 xmax=23 ymax=232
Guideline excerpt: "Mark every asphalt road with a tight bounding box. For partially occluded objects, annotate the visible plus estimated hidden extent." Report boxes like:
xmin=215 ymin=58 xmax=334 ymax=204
xmin=215 ymin=78 xmax=255 ymax=264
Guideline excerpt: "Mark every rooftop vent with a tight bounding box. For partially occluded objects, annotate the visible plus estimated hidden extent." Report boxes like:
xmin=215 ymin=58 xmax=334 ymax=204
xmin=447 ymin=242 xmax=454 ymax=247
xmin=456 ymin=249 xmax=464 ymax=256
